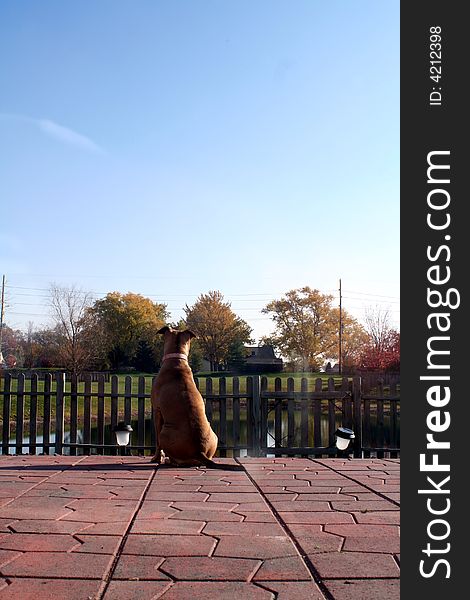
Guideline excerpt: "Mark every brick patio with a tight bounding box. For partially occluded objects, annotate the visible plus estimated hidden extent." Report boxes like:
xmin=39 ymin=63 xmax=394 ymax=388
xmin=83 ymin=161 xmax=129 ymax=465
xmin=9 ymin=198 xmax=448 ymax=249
xmin=0 ymin=455 xmax=399 ymax=599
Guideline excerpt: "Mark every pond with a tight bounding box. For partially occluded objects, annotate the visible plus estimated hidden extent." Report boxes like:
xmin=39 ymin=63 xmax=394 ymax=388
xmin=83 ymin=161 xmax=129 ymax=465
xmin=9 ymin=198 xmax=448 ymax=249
xmin=6 ymin=402 xmax=399 ymax=456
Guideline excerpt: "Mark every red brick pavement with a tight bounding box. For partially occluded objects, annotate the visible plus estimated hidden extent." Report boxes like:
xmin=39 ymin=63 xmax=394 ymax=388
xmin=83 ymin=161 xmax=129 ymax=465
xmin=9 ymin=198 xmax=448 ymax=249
xmin=0 ymin=455 xmax=399 ymax=599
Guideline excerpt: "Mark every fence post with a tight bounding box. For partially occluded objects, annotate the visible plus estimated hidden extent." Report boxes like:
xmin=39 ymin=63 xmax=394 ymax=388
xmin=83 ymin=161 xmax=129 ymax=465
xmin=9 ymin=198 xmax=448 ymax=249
xmin=251 ymin=376 xmax=261 ymax=457
xmin=260 ymin=376 xmax=268 ymax=456
xmin=16 ymin=373 xmax=25 ymax=455
xmin=2 ymin=373 xmax=12 ymax=455
xmin=55 ymin=372 xmax=65 ymax=455
xmin=69 ymin=374 xmax=78 ymax=456
xmin=29 ymin=374 xmax=38 ymax=455
xmin=352 ymin=376 xmax=362 ymax=458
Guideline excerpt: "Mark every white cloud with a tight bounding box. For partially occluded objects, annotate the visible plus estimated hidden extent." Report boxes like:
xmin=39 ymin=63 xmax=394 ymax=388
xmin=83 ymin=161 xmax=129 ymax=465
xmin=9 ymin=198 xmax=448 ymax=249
xmin=0 ymin=113 xmax=105 ymax=154
xmin=38 ymin=119 xmax=105 ymax=154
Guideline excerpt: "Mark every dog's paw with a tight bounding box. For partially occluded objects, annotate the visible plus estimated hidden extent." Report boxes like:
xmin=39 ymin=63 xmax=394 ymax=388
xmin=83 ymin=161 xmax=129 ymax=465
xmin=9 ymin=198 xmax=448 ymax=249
xmin=150 ymin=450 xmax=168 ymax=464
xmin=150 ymin=452 xmax=162 ymax=464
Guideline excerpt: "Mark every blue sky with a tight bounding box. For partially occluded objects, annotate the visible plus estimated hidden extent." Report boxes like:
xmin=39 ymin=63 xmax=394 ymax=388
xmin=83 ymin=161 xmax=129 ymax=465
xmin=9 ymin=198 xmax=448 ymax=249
xmin=0 ymin=1 xmax=399 ymax=341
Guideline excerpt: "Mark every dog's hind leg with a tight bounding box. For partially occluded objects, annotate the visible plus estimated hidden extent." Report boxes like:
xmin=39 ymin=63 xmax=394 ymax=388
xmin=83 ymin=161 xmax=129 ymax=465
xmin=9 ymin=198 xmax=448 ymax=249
xmin=150 ymin=405 xmax=164 ymax=464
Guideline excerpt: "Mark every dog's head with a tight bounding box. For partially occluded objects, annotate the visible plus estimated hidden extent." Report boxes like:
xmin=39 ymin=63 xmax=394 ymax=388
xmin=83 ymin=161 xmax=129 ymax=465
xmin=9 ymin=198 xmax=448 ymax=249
xmin=158 ymin=326 xmax=196 ymax=356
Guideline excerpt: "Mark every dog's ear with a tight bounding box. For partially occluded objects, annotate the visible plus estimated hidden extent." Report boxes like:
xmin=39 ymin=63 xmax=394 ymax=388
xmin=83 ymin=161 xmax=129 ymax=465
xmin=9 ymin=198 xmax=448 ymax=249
xmin=185 ymin=329 xmax=197 ymax=339
xmin=157 ymin=325 xmax=171 ymax=335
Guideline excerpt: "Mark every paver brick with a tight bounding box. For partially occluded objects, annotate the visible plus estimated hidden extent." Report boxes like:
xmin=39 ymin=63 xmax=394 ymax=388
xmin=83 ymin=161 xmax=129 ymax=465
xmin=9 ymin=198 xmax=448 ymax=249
xmin=342 ymin=535 xmax=400 ymax=553
xmin=261 ymin=581 xmax=324 ymax=599
xmin=112 ymin=555 xmax=170 ymax=580
xmin=94 ymin=478 xmax=149 ymax=487
xmin=73 ymin=521 xmax=129 ymax=535
xmin=325 ymin=523 xmax=399 ymax=538
xmin=1 ymin=551 xmax=112 ymax=578
xmin=278 ymin=511 xmax=355 ymax=524
xmin=205 ymin=492 xmax=261 ymax=503
xmin=169 ymin=509 xmax=243 ymax=522
xmin=0 ymin=496 xmax=73 ymax=520
xmin=74 ymin=534 xmax=121 ymax=554
xmin=297 ymin=478 xmax=347 ymax=486
xmin=214 ymin=535 xmax=297 ymax=559
xmin=324 ymin=578 xmax=400 ymax=599
xmin=160 ymin=556 xmax=261 ymax=580
xmin=159 ymin=581 xmax=275 ymax=599
xmin=331 ymin=500 xmax=399 ymax=512
xmin=0 ymin=482 xmax=37 ymax=497
xmin=147 ymin=484 xmax=202 ymax=492
xmin=123 ymin=534 xmax=217 ymax=556
xmin=169 ymin=501 xmax=239 ymax=511
xmin=25 ymin=486 xmax=114 ymax=499
xmin=46 ymin=477 xmax=107 ymax=486
xmin=0 ymin=549 xmax=21 ymax=567
xmin=0 ymin=578 xmax=101 ymax=600
xmin=133 ymin=501 xmax=178 ymax=520
xmin=231 ymin=502 xmax=268 ymax=512
xmin=284 ymin=486 xmax=341 ymax=494
xmin=264 ymin=493 xmax=297 ymax=502
xmin=309 ymin=551 xmax=400 ymax=578
xmin=0 ymin=532 xmax=79 ymax=552
xmin=8 ymin=520 xmax=93 ymax=534
xmin=271 ymin=501 xmax=332 ymax=512
xmin=236 ymin=512 xmax=277 ymax=522
xmin=291 ymin=531 xmax=343 ymax=554
xmin=0 ymin=518 xmax=15 ymax=533
xmin=147 ymin=491 xmax=209 ymax=501
xmin=202 ymin=521 xmax=285 ymax=537
xmin=352 ymin=511 xmax=400 ymax=525
xmin=131 ymin=518 xmax=205 ymax=534
xmin=253 ymin=556 xmax=312 ymax=581
xmin=103 ymin=580 xmax=171 ymax=599
xmin=199 ymin=485 xmax=254 ymax=493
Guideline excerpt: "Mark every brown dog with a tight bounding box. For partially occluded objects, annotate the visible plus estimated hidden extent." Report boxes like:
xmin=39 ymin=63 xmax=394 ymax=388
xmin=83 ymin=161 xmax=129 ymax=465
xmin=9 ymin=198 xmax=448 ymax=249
xmin=151 ymin=326 xmax=243 ymax=470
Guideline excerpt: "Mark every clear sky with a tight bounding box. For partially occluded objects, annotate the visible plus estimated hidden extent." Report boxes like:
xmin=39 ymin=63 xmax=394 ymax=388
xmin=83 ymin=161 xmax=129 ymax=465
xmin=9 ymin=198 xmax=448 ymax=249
xmin=0 ymin=0 xmax=399 ymax=342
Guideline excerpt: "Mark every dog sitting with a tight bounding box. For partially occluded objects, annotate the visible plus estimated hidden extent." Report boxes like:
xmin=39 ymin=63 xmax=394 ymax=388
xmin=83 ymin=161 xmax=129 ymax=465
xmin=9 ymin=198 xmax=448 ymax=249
xmin=151 ymin=326 xmax=243 ymax=470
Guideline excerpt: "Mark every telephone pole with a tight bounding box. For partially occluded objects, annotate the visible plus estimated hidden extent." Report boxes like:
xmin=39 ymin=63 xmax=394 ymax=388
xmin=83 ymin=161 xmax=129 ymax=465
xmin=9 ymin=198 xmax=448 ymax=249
xmin=338 ymin=278 xmax=342 ymax=375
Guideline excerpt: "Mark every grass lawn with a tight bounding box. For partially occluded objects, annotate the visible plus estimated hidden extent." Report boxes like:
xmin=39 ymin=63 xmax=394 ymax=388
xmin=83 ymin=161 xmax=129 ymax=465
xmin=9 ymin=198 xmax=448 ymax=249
xmin=0 ymin=371 xmax=346 ymax=423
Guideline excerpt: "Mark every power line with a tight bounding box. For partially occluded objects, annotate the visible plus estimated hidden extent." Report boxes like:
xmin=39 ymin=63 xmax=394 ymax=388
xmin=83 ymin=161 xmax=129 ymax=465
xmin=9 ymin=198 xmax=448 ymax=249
xmin=343 ymin=289 xmax=400 ymax=299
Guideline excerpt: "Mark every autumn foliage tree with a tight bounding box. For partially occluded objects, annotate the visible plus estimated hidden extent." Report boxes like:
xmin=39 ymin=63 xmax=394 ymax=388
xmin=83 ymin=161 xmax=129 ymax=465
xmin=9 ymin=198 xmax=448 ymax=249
xmin=90 ymin=292 xmax=168 ymax=369
xmin=359 ymin=308 xmax=400 ymax=371
xmin=262 ymin=287 xmax=366 ymax=371
xmin=184 ymin=291 xmax=252 ymax=371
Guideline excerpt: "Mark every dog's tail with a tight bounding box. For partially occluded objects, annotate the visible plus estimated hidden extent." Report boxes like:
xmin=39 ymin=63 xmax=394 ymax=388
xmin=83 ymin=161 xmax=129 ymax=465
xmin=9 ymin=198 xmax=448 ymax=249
xmin=197 ymin=452 xmax=245 ymax=471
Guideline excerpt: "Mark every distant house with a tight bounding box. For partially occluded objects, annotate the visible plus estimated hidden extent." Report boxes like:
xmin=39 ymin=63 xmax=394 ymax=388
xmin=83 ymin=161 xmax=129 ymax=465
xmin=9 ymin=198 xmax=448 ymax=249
xmin=199 ymin=345 xmax=283 ymax=373
xmin=242 ymin=345 xmax=283 ymax=373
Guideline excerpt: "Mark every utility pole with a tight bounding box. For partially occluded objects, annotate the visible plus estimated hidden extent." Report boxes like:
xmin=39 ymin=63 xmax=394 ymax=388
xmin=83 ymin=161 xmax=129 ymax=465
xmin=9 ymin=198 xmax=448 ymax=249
xmin=338 ymin=278 xmax=342 ymax=375
xmin=0 ymin=274 xmax=5 ymax=364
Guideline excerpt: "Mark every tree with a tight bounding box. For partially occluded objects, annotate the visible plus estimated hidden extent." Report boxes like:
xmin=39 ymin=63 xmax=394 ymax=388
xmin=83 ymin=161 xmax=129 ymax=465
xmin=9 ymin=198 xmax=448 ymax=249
xmin=175 ymin=318 xmax=203 ymax=372
xmin=330 ymin=308 xmax=369 ymax=370
xmin=187 ymin=339 xmax=204 ymax=372
xmin=359 ymin=307 xmax=400 ymax=371
xmin=133 ymin=339 xmax=157 ymax=373
xmin=90 ymin=292 xmax=168 ymax=369
xmin=48 ymin=284 xmax=99 ymax=375
xmin=0 ymin=324 xmax=24 ymax=366
xmin=22 ymin=322 xmax=40 ymax=368
xmin=225 ymin=338 xmax=248 ymax=371
xmin=184 ymin=291 xmax=253 ymax=371
xmin=262 ymin=286 xmax=366 ymax=371
xmin=27 ymin=326 xmax=62 ymax=368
